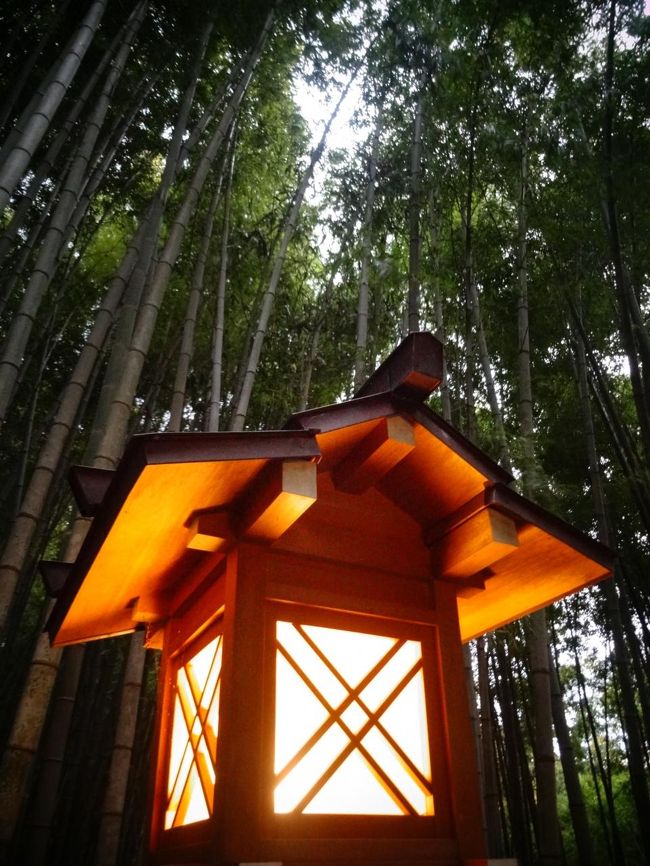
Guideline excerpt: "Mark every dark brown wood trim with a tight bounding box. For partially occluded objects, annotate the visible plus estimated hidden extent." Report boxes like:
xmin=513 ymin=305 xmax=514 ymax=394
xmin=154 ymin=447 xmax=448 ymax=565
xmin=133 ymin=428 xmax=320 ymax=465
xmin=68 ymin=466 xmax=115 ymax=516
xmin=354 ymin=331 xmax=443 ymax=401
xmin=39 ymin=561 xmax=72 ymax=597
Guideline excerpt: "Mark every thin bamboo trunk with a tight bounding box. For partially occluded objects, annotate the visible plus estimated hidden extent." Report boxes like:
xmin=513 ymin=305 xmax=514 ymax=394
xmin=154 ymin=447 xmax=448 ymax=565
xmin=63 ymin=73 xmax=157 ymax=255
xmin=299 ymin=232 xmax=350 ymax=412
xmin=571 ymin=624 xmax=626 ymax=863
xmin=602 ymin=0 xmax=650 ymax=448
xmin=0 ymin=166 xmax=67 ymax=319
xmin=230 ymin=62 xmax=358 ymax=431
xmin=207 ymin=129 xmax=237 ymax=432
xmin=566 ymin=295 xmax=650 ymax=533
xmin=353 ymin=103 xmax=382 ymax=390
xmin=94 ymin=633 xmax=146 ymax=866
xmin=88 ymin=17 xmax=214 ymax=458
xmin=513 ymin=110 xmax=562 ymax=866
xmin=0 ymin=217 xmax=146 ymax=631
xmin=408 ymin=81 xmax=425 ymax=334
xmin=548 ymin=646 xmax=596 ymax=865
xmin=461 ymin=80 xmax=510 ymax=468
xmin=169 ymin=156 xmax=228 ymax=431
xmin=429 ymin=191 xmax=452 ymax=423
xmin=494 ymin=636 xmax=535 ymax=863
xmin=95 ymin=10 xmax=274 ymax=460
xmin=0 ymin=31 xmax=63 ymax=170
xmin=0 ymin=515 xmax=91 ymax=857
xmin=575 ymin=313 xmax=650 ymax=858
xmin=0 ymin=0 xmax=146 ymax=422
xmin=0 ymin=0 xmax=72 ymax=134
xmin=21 ymin=645 xmax=85 ymax=866
xmin=0 ymin=0 xmax=108 ymax=215
xmin=477 ymin=636 xmax=503 ymax=856
xmin=0 ymin=13 xmax=127 ymax=271
xmin=525 ymin=610 xmax=562 ymax=866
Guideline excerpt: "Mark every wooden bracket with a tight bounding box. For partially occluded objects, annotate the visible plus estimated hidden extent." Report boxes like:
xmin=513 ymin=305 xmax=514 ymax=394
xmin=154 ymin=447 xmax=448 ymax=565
xmin=144 ymin=622 xmax=164 ymax=651
xmin=130 ymin=593 xmax=165 ymax=624
xmin=241 ymin=459 xmax=317 ymax=541
xmin=187 ymin=509 xmax=233 ymax=553
xmin=332 ymin=415 xmax=416 ymax=494
xmin=39 ymin=561 xmax=73 ymax=597
xmin=68 ymin=466 xmax=115 ymax=516
xmin=455 ymin=574 xmax=488 ymax=599
xmin=433 ymin=507 xmax=519 ymax=579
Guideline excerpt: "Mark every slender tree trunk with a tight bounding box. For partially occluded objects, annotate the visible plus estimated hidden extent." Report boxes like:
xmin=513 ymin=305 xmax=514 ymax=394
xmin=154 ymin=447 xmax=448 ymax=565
xmin=0 ymin=0 xmax=109 ymax=215
xmin=179 ymin=69 xmax=235 ymax=167
xmin=230 ymin=63 xmax=358 ymax=431
xmin=478 ymin=636 xmax=503 ymax=856
xmin=353 ymin=103 xmax=382 ymax=390
xmin=207 ymin=129 xmax=237 ymax=432
xmin=525 ymin=610 xmax=562 ymax=866
xmin=61 ymin=73 xmax=157 ymax=259
xmin=88 ymin=16 xmax=215 ymax=458
xmin=407 ymin=82 xmax=425 ymax=333
xmin=95 ymin=11 xmax=273 ymax=459
xmin=0 ymin=1 xmax=70 ymax=135
xmin=429 ymin=192 xmax=452 ymax=423
xmin=571 ymin=624 xmax=626 ymax=864
xmin=21 ymin=645 xmax=85 ymax=866
xmin=514 ymin=110 xmax=562 ymax=866
xmin=0 ymin=12 xmax=129 ymax=272
xmin=548 ymin=646 xmax=596 ymax=865
xmin=0 ymin=0 xmax=146 ymax=423
xmin=494 ymin=635 xmax=535 ymax=864
xmin=0 ymin=513 xmax=91 ymax=858
xmin=169 ymin=155 xmax=228 ymax=431
xmin=0 ymin=217 xmax=146 ymax=631
xmin=575 ymin=314 xmax=650 ymax=859
xmin=94 ymin=633 xmax=146 ymax=866
xmin=566 ymin=295 xmax=650 ymax=533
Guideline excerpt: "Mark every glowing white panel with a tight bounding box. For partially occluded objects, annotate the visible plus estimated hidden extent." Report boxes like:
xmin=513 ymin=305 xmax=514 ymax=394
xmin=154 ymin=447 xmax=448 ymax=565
xmin=304 ymin=749 xmax=403 ymax=815
xmin=165 ymin=633 xmax=222 ymax=830
xmin=273 ymin=621 xmax=434 ymax=816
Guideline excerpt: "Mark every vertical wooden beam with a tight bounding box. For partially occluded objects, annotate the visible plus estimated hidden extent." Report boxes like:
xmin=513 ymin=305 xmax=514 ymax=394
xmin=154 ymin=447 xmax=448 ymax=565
xmin=214 ymin=544 xmax=266 ymax=864
xmin=434 ymin=580 xmax=488 ymax=861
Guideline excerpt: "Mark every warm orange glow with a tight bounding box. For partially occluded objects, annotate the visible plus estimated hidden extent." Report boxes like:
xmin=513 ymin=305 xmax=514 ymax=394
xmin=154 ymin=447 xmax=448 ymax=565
xmin=274 ymin=621 xmax=434 ymax=816
xmin=165 ymin=633 xmax=222 ymax=830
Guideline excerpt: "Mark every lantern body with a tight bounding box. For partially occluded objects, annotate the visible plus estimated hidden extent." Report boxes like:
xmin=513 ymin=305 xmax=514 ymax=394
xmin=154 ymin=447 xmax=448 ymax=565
xmin=149 ymin=527 xmax=485 ymax=866
xmin=46 ymin=335 xmax=612 ymax=866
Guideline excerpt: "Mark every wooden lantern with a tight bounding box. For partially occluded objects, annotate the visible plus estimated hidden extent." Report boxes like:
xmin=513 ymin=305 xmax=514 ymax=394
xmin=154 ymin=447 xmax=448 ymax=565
xmin=45 ymin=333 xmax=612 ymax=866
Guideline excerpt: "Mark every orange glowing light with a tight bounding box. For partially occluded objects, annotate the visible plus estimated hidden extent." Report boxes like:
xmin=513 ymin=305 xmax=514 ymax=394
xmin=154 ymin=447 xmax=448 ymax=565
xmin=274 ymin=621 xmax=434 ymax=816
xmin=165 ymin=633 xmax=222 ymax=830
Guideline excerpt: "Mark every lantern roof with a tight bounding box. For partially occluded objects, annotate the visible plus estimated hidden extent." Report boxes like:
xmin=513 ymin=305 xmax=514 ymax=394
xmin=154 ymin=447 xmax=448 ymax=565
xmin=46 ymin=333 xmax=612 ymax=647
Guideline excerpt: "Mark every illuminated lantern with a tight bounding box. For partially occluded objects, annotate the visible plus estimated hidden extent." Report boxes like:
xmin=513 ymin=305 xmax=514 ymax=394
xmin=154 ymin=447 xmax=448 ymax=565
xmin=45 ymin=333 xmax=612 ymax=866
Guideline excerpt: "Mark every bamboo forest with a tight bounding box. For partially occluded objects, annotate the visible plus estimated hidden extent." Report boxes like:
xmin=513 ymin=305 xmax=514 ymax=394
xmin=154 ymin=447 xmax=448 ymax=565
xmin=0 ymin=0 xmax=649 ymax=864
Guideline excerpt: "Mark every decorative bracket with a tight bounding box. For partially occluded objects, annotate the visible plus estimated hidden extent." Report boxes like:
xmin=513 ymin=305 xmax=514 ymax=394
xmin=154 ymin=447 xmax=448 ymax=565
xmin=332 ymin=415 xmax=415 ymax=494
xmin=241 ymin=459 xmax=317 ymax=541
xmin=429 ymin=506 xmax=519 ymax=580
xmin=187 ymin=509 xmax=233 ymax=553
